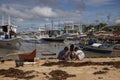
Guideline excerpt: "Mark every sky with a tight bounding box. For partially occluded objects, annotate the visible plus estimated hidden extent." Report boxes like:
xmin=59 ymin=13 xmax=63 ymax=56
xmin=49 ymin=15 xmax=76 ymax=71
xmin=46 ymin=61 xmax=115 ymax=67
xmin=0 ymin=0 xmax=120 ymax=32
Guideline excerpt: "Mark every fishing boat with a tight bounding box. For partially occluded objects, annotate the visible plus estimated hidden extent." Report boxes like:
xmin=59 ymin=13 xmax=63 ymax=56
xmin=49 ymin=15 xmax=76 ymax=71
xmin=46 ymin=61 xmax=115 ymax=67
xmin=0 ymin=16 xmax=22 ymax=49
xmin=37 ymin=27 xmax=49 ymax=39
xmin=0 ymin=25 xmax=21 ymax=49
xmin=84 ymin=43 xmax=112 ymax=53
xmin=0 ymin=37 xmax=21 ymax=49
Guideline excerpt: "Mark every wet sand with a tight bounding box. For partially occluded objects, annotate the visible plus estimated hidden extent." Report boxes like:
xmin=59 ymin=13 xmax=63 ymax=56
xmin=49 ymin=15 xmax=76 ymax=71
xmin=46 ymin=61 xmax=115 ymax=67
xmin=0 ymin=57 xmax=120 ymax=80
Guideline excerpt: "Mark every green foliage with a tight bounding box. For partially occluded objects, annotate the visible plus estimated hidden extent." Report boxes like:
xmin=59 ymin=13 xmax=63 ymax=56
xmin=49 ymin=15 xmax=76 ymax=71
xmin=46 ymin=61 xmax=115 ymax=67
xmin=113 ymin=26 xmax=120 ymax=31
xmin=94 ymin=23 xmax=107 ymax=31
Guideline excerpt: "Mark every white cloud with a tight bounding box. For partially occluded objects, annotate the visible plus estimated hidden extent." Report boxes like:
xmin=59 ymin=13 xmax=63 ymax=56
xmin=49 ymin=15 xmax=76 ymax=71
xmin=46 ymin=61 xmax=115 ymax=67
xmin=31 ymin=6 xmax=57 ymax=17
xmin=115 ymin=19 xmax=120 ymax=24
xmin=0 ymin=4 xmax=83 ymax=24
xmin=0 ymin=4 xmax=33 ymax=19
xmin=55 ymin=9 xmax=81 ymax=18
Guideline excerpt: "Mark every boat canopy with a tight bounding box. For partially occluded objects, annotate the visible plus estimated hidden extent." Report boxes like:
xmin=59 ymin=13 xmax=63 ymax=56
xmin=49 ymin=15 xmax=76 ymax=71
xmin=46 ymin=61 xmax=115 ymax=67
xmin=91 ymin=43 xmax=102 ymax=47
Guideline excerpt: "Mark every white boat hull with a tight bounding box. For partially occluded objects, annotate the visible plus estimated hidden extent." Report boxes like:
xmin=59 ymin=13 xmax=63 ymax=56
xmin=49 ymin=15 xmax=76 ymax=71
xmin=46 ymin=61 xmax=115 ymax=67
xmin=0 ymin=38 xmax=22 ymax=49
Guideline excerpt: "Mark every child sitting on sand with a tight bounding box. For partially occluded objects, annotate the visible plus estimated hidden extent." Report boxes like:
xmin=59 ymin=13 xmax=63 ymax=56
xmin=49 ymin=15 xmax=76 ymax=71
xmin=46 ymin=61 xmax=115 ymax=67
xmin=74 ymin=47 xmax=85 ymax=60
xmin=57 ymin=46 xmax=69 ymax=60
xmin=68 ymin=44 xmax=76 ymax=60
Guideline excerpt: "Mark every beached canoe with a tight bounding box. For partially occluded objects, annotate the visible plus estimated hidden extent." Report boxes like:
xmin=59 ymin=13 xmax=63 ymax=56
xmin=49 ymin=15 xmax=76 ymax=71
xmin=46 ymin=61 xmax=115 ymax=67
xmin=18 ymin=49 xmax=36 ymax=62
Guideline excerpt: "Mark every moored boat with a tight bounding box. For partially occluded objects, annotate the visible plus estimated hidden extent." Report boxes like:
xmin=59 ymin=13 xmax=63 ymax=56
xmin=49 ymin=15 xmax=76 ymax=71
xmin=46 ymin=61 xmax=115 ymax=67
xmin=0 ymin=25 xmax=22 ymax=49
xmin=0 ymin=37 xmax=21 ymax=49
xmin=84 ymin=43 xmax=112 ymax=53
xmin=0 ymin=16 xmax=22 ymax=49
xmin=42 ymin=37 xmax=65 ymax=42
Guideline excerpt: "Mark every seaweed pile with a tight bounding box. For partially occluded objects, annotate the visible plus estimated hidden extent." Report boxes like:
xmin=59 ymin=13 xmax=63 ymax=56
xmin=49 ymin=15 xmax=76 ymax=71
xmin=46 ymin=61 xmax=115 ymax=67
xmin=93 ymin=70 xmax=107 ymax=75
xmin=93 ymin=67 xmax=110 ymax=75
xmin=0 ymin=68 xmax=37 ymax=80
xmin=42 ymin=61 xmax=120 ymax=69
xmin=48 ymin=70 xmax=76 ymax=80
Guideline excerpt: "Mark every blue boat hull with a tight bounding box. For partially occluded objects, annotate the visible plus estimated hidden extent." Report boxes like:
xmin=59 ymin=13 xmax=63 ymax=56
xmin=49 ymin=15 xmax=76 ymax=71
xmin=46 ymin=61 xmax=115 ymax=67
xmin=84 ymin=46 xmax=112 ymax=53
xmin=42 ymin=37 xmax=65 ymax=42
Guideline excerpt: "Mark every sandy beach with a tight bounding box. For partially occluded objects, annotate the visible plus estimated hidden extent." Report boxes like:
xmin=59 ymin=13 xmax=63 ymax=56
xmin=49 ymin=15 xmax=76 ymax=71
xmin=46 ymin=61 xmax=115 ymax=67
xmin=0 ymin=57 xmax=120 ymax=80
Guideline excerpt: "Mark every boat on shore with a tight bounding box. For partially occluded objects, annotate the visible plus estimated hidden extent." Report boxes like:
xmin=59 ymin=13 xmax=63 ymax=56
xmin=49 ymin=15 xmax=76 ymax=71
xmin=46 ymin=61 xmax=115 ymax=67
xmin=18 ymin=49 xmax=36 ymax=62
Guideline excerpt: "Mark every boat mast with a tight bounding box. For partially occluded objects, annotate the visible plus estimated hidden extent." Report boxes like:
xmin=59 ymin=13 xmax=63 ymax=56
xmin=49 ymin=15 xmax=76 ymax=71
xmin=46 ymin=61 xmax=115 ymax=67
xmin=7 ymin=15 xmax=11 ymax=38
xmin=2 ymin=16 xmax=4 ymax=25
xmin=51 ymin=20 xmax=54 ymax=36
xmin=8 ymin=15 xmax=11 ymax=25
xmin=44 ymin=24 xmax=46 ymax=36
xmin=58 ymin=20 xmax=61 ymax=35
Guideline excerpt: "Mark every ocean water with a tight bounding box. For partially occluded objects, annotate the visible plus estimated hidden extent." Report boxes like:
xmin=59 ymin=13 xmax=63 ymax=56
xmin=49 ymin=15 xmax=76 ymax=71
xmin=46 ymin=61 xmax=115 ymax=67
xmin=0 ymin=40 xmax=77 ymax=59
xmin=0 ymin=39 xmax=120 ymax=60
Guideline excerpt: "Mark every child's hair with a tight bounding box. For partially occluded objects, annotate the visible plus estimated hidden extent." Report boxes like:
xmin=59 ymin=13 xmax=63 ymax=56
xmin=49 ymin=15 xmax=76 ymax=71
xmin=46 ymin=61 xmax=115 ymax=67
xmin=70 ymin=44 xmax=74 ymax=51
xmin=74 ymin=47 xmax=79 ymax=51
xmin=64 ymin=46 xmax=69 ymax=51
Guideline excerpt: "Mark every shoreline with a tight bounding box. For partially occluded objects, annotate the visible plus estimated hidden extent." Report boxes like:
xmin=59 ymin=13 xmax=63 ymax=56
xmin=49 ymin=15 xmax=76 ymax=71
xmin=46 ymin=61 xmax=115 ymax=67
xmin=0 ymin=57 xmax=120 ymax=80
